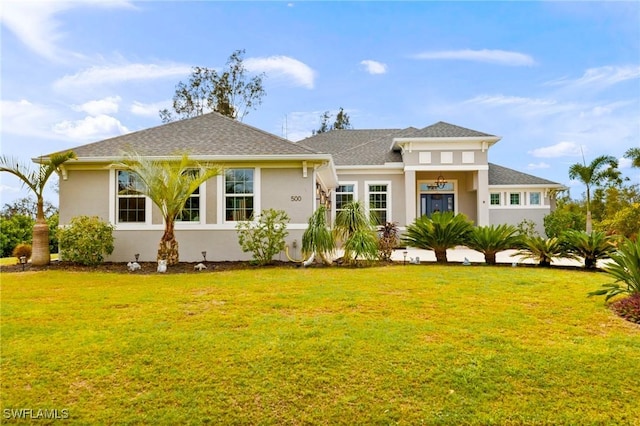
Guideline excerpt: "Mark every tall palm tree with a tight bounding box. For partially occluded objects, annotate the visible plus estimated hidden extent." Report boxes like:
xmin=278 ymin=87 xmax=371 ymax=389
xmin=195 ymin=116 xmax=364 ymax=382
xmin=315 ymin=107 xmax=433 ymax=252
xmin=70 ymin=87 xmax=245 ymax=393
xmin=0 ymin=151 xmax=76 ymax=265
xmin=625 ymin=147 xmax=640 ymax=169
xmin=113 ymin=152 xmax=220 ymax=265
xmin=568 ymin=155 xmax=619 ymax=233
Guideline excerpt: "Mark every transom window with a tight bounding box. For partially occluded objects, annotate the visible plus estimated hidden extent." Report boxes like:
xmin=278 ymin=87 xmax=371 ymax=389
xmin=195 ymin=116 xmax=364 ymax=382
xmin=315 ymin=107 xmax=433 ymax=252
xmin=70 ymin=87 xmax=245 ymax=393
xmin=335 ymin=184 xmax=355 ymax=212
xmin=368 ymin=183 xmax=389 ymax=225
xmin=117 ymin=171 xmax=146 ymax=223
xmin=529 ymin=192 xmax=541 ymax=205
xmin=490 ymin=193 xmax=501 ymax=206
xmin=510 ymin=193 xmax=521 ymax=206
xmin=225 ymin=168 xmax=254 ymax=221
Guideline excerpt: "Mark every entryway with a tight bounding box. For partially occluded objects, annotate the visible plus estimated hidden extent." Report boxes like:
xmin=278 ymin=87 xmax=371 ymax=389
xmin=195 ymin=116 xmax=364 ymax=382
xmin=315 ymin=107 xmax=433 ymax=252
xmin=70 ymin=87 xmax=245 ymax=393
xmin=420 ymin=193 xmax=454 ymax=217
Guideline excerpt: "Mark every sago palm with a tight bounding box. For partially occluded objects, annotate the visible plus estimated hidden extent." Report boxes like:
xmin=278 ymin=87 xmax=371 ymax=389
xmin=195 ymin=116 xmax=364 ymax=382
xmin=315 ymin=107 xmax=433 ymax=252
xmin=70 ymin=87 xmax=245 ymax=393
xmin=589 ymin=238 xmax=640 ymax=301
xmin=515 ymin=236 xmax=566 ymax=267
xmin=561 ymin=230 xmax=616 ymax=269
xmin=0 ymin=151 xmax=76 ymax=265
xmin=466 ymin=224 xmax=520 ymax=265
xmin=402 ymin=212 xmax=473 ymax=263
xmin=112 ymin=152 xmax=219 ymax=265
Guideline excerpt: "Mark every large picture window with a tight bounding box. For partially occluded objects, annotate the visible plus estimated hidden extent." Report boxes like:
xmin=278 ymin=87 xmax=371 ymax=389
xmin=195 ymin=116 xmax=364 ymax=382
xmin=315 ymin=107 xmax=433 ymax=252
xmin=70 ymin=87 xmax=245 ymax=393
xmin=225 ymin=168 xmax=254 ymax=221
xmin=367 ymin=183 xmax=389 ymax=225
xmin=117 ymin=171 xmax=146 ymax=223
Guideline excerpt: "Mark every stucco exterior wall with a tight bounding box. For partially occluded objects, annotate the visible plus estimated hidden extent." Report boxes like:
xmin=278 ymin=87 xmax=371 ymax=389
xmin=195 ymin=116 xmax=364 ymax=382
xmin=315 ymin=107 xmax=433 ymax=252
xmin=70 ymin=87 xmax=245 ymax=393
xmin=402 ymin=149 xmax=488 ymax=167
xmin=261 ymin=168 xmax=314 ymax=224
xmin=489 ymin=208 xmax=550 ymax=236
xmin=59 ymin=169 xmax=110 ymax=224
xmin=334 ymin=172 xmax=406 ymax=224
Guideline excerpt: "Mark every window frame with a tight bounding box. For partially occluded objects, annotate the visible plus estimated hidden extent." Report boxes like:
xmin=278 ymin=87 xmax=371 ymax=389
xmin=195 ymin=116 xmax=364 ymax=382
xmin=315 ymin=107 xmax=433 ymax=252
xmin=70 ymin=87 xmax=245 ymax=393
xmin=224 ymin=168 xmax=255 ymax=222
xmin=116 ymin=170 xmax=148 ymax=224
xmin=529 ymin=191 xmax=541 ymax=206
xmin=490 ymin=193 xmax=501 ymax=206
xmin=365 ymin=181 xmax=391 ymax=226
xmin=509 ymin=192 xmax=521 ymax=206
xmin=176 ymin=169 xmax=203 ymax=223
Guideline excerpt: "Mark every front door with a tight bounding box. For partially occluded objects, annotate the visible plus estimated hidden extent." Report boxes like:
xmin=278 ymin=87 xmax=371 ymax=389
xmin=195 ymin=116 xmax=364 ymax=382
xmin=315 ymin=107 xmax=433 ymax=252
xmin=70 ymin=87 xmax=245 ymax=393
xmin=420 ymin=193 xmax=454 ymax=217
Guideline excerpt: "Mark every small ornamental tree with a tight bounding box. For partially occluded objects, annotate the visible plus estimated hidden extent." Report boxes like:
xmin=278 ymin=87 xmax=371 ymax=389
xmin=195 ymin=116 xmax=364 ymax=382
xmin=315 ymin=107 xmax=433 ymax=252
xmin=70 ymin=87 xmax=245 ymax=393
xmin=236 ymin=209 xmax=289 ymax=266
xmin=302 ymin=206 xmax=335 ymax=265
xmin=58 ymin=216 xmax=114 ymax=266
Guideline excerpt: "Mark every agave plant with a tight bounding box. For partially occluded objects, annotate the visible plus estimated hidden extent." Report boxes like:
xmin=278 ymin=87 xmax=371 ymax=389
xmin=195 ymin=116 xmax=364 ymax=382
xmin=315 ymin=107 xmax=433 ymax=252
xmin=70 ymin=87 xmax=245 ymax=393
xmin=561 ymin=230 xmax=617 ymax=269
xmin=589 ymin=238 xmax=640 ymax=301
xmin=402 ymin=212 xmax=473 ymax=263
xmin=302 ymin=205 xmax=335 ymax=265
xmin=333 ymin=201 xmax=378 ymax=264
xmin=466 ymin=224 xmax=520 ymax=265
xmin=515 ymin=236 xmax=566 ymax=267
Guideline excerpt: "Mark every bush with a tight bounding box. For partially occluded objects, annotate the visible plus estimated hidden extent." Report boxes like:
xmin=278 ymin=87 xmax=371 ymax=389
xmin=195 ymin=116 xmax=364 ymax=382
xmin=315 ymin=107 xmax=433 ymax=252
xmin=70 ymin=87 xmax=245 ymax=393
xmin=58 ymin=216 xmax=114 ymax=266
xmin=378 ymin=222 xmax=399 ymax=261
xmin=12 ymin=243 xmax=32 ymax=261
xmin=302 ymin=206 xmax=334 ymax=265
xmin=544 ymin=209 xmax=585 ymax=238
xmin=402 ymin=212 xmax=473 ymax=263
xmin=333 ymin=201 xmax=379 ymax=264
xmin=236 ymin=209 xmax=289 ymax=266
xmin=610 ymin=294 xmax=640 ymax=324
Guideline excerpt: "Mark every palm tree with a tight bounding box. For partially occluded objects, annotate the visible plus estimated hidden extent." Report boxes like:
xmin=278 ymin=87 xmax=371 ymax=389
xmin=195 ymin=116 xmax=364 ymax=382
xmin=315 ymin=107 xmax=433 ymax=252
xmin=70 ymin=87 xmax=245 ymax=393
xmin=0 ymin=151 xmax=76 ymax=266
xmin=624 ymin=147 xmax=640 ymax=169
xmin=515 ymin=236 xmax=565 ymax=267
xmin=302 ymin=205 xmax=335 ymax=265
xmin=333 ymin=201 xmax=378 ymax=264
xmin=466 ymin=224 xmax=520 ymax=265
xmin=402 ymin=212 xmax=473 ymax=263
xmin=561 ymin=230 xmax=617 ymax=269
xmin=113 ymin=152 xmax=220 ymax=266
xmin=568 ymin=155 xmax=619 ymax=233
xmin=589 ymin=238 xmax=640 ymax=301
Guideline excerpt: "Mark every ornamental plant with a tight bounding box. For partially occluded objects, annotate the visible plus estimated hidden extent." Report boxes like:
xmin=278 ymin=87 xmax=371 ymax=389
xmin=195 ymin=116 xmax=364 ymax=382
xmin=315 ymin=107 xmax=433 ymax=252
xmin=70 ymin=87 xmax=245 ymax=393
xmin=466 ymin=224 xmax=520 ymax=265
xmin=402 ymin=212 xmax=473 ymax=263
xmin=58 ymin=216 xmax=114 ymax=266
xmin=561 ymin=230 xmax=616 ymax=269
xmin=236 ymin=209 xmax=289 ymax=266
xmin=589 ymin=238 xmax=640 ymax=302
xmin=302 ymin=206 xmax=335 ymax=265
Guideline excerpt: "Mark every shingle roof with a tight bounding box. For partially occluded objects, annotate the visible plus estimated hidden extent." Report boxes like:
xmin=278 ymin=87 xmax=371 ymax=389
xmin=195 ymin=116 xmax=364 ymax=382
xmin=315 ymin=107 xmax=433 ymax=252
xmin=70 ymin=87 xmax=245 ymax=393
xmin=409 ymin=121 xmax=496 ymax=138
xmin=58 ymin=112 xmax=321 ymax=159
xmin=488 ymin=163 xmax=561 ymax=185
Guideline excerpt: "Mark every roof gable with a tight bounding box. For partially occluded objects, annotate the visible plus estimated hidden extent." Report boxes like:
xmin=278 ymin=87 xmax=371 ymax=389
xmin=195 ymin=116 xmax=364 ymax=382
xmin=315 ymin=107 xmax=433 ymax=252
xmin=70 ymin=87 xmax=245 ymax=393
xmin=489 ymin=163 xmax=561 ymax=186
xmin=59 ymin=112 xmax=321 ymax=159
xmin=409 ymin=121 xmax=496 ymax=138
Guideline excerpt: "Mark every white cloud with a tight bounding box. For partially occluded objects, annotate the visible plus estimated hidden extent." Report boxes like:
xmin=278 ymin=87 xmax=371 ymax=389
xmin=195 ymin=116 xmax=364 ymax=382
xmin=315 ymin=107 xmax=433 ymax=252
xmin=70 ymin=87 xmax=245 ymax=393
xmin=545 ymin=65 xmax=640 ymax=89
xmin=412 ymin=49 xmax=535 ymax=66
xmin=73 ymin=96 xmax=121 ymax=115
xmin=130 ymin=100 xmax=171 ymax=117
xmin=0 ymin=99 xmax=65 ymax=140
xmin=360 ymin=60 xmax=387 ymax=75
xmin=54 ymin=63 xmax=192 ymax=90
xmin=244 ymin=56 xmax=315 ymax=89
xmin=528 ymin=142 xmax=584 ymax=158
xmin=466 ymin=95 xmax=556 ymax=107
xmin=0 ymin=0 xmax=135 ymax=62
xmin=52 ymin=114 xmax=129 ymax=141
xmin=618 ymin=157 xmax=633 ymax=169
xmin=527 ymin=162 xmax=551 ymax=170
xmin=0 ymin=184 xmax=21 ymax=194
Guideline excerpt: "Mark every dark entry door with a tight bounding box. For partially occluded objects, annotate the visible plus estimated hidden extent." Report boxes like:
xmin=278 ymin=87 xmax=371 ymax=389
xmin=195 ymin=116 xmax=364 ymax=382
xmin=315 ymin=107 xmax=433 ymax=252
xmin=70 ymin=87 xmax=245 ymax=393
xmin=420 ymin=194 xmax=454 ymax=217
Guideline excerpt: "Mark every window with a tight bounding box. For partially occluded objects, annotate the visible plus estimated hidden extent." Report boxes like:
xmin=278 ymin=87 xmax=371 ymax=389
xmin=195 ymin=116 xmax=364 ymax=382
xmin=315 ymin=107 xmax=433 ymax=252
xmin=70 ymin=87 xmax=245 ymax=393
xmin=490 ymin=193 xmax=501 ymax=205
xmin=225 ymin=168 xmax=254 ymax=221
xmin=177 ymin=170 xmax=201 ymax=222
xmin=335 ymin=184 xmax=355 ymax=212
xmin=509 ymin=193 xmax=521 ymax=206
xmin=117 ymin=171 xmax=146 ymax=223
xmin=529 ymin=192 xmax=541 ymax=205
xmin=368 ymin=183 xmax=389 ymax=225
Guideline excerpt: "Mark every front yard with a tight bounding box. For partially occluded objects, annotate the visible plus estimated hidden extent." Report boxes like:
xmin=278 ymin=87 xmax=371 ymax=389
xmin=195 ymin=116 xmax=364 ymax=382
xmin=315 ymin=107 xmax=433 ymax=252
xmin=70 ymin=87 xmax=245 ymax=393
xmin=1 ymin=266 xmax=638 ymax=424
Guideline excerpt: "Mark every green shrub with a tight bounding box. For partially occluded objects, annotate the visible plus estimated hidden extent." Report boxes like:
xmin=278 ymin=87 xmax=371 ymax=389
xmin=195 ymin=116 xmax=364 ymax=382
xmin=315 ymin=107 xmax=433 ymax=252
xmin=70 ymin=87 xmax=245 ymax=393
xmin=544 ymin=209 xmax=585 ymax=238
xmin=402 ymin=212 xmax=473 ymax=263
xmin=236 ymin=209 xmax=289 ymax=266
xmin=302 ymin=206 xmax=334 ymax=265
xmin=333 ymin=201 xmax=379 ymax=264
xmin=58 ymin=216 xmax=114 ymax=266
xmin=12 ymin=243 xmax=32 ymax=261
xmin=589 ymin=238 xmax=640 ymax=301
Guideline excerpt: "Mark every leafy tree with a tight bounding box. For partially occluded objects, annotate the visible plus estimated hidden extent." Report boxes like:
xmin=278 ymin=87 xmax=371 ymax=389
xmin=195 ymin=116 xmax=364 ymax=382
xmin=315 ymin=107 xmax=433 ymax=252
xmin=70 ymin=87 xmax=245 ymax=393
xmin=2 ymin=197 xmax=56 ymax=219
xmin=561 ymin=230 xmax=616 ymax=269
xmin=466 ymin=224 xmax=520 ymax=265
xmin=312 ymin=107 xmax=352 ymax=135
xmin=334 ymin=201 xmax=378 ymax=264
xmin=236 ymin=209 xmax=289 ymax=266
xmin=302 ymin=205 xmax=335 ymax=265
xmin=597 ymin=203 xmax=640 ymax=240
xmin=568 ymin=155 xmax=620 ymax=233
xmin=0 ymin=214 xmax=34 ymax=258
xmin=589 ymin=238 xmax=640 ymax=301
xmin=402 ymin=212 xmax=473 ymax=263
xmin=0 ymin=151 xmax=76 ymax=265
xmin=113 ymin=152 xmax=220 ymax=265
xmin=160 ymin=49 xmax=266 ymax=122
xmin=624 ymin=147 xmax=640 ymax=168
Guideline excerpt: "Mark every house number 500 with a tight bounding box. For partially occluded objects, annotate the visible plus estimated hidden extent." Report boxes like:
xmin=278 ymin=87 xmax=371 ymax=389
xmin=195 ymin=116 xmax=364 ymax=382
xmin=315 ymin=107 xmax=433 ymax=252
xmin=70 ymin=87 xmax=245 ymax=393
xmin=290 ymin=196 xmax=302 ymax=202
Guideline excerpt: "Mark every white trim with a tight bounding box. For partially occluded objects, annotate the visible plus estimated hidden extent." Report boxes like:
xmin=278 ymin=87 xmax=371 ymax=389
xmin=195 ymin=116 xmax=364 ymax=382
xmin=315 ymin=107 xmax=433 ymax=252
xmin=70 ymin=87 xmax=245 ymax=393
xmin=364 ymin=180 xmax=392 ymax=225
xmin=332 ymin=181 xmax=358 ymax=224
xmin=110 ymin=223 xmax=312 ymax=231
xmin=405 ymin=165 xmax=489 ymax=171
xmin=417 ymin=179 xmax=458 ymax=216
xmin=419 ymin=152 xmax=432 ymax=164
xmin=462 ymin=151 xmax=475 ymax=164
xmin=108 ymin=168 xmax=115 ymax=224
xmin=221 ymin=167 xmax=260 ymax=224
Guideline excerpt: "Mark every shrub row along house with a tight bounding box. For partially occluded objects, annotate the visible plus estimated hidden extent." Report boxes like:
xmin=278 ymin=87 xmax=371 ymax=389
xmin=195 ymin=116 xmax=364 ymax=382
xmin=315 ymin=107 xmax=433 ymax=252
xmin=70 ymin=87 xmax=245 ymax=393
xmin=50 ymin=112 xmax=564 ymax=262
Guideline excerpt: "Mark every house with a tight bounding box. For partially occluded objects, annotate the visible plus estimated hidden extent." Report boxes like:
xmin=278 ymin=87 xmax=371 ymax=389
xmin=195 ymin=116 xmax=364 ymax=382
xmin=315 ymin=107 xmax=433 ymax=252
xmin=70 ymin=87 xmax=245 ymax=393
xmin=54 ymin=112 xmax=564 ymax=262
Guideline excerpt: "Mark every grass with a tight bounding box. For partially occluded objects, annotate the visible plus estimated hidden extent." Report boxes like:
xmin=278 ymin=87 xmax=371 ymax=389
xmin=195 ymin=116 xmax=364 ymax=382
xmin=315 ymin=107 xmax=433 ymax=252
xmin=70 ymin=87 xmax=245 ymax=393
xmin=0 ymin=254 xmax=58 ymax=266
xmin=1 ymin=265 xmax=639 ymax=424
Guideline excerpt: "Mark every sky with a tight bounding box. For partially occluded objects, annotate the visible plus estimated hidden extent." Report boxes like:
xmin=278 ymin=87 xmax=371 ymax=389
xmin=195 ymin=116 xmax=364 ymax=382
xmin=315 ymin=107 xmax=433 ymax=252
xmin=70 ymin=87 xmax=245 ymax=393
xmin=1 ymin=0 xmax=639 ymax=208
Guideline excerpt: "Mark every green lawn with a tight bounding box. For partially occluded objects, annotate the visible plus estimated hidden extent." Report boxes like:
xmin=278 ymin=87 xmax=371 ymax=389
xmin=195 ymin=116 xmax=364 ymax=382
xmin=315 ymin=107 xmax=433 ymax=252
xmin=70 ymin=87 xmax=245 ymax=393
xmin=1 ymin=266 xmax=638 ymax=424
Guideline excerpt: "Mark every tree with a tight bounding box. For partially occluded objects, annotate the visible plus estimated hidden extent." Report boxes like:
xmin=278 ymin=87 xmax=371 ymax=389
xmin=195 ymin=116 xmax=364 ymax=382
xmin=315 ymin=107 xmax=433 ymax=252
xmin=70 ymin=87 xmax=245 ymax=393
xmin=113 ymin=152 xmax=220 ymax=265
xmin=160 ymin=49 xmax=266 ymax=123
xmin=302 ymin=205 xmax=335 ymax=265
xmin=625 ymin=147 xmax=640 ymax=168
xmin=312 ymin=107 xmax=352 ymax=135
xmin=333 ymin=201 xmax=378 ymax=264
xmin=568 ymin=155 xmax=620 ymax=233
xmin=0 ymin=151 xmax=76 ymax=265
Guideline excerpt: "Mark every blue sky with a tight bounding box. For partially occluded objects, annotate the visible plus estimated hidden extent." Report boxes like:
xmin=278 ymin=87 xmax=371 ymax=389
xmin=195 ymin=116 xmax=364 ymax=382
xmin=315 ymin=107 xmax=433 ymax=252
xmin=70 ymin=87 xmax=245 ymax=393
xmin=1 ymin=1 xmax=639 ymax=207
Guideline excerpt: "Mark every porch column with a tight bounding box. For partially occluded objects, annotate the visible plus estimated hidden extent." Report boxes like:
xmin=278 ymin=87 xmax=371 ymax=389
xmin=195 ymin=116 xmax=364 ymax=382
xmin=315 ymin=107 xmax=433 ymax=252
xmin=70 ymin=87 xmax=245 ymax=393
xmin=476 ymin=168 xmax=489 ymax=226
xmin=404 ymin=170 xmax=416 ymax=226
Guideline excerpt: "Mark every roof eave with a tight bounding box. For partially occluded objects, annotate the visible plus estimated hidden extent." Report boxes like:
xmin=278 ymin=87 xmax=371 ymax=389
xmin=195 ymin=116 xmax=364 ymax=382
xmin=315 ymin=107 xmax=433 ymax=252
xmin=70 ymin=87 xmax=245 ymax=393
xmin=391 ymin=136 xmax=501 ymax=151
